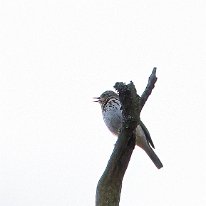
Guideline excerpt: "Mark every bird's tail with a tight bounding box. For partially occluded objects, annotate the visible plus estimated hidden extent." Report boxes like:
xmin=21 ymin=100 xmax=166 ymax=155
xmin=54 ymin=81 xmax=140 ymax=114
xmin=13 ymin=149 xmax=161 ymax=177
xmin=144 ymin=147 xmax=163 ymax=169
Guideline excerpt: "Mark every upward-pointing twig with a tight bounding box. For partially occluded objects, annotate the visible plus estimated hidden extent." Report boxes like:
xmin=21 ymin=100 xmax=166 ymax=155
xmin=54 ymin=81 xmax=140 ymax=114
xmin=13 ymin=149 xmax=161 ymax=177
xmin=140 ymin=67 xmax=157 ymax=112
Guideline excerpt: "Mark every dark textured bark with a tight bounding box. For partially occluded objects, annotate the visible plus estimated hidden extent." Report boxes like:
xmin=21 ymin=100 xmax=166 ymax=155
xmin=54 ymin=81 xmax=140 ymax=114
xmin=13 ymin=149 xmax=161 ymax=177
xmin=95 ymin=69 xmax=157 ymax=206
xmin=140 ymin=67 xmax=157 ymax=112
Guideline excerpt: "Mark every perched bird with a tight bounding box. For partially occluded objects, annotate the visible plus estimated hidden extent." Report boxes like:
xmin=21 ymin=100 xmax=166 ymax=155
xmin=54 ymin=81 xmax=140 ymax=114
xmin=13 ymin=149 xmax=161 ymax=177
xmin=94 ymin=90 xmax=163 ymax=169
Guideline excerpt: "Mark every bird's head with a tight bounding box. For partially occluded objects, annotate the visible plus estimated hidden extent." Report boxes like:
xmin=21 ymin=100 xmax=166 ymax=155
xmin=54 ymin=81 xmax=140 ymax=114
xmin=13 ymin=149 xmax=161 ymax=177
xmin=93 ymin=90 xmax=119 ymax=108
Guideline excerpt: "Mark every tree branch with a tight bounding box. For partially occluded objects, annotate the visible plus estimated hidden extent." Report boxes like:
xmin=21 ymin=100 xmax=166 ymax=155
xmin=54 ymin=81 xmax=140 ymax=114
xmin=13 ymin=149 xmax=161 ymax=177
xmin=140 ymin=67 xmax=157 ymax=112
xmin=95 ymin=69 xmax=158 ymax=206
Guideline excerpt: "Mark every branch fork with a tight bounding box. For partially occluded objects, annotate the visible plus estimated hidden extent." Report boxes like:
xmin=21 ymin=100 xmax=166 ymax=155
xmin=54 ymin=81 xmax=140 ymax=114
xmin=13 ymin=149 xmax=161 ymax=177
xmin=96 ymin=68 xmax=158 ymax=206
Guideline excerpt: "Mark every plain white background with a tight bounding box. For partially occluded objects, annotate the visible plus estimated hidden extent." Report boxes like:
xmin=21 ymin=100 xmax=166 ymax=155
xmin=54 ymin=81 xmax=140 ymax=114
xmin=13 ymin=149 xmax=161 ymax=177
xmin=0 ymin=0 xmax=206 ymax=205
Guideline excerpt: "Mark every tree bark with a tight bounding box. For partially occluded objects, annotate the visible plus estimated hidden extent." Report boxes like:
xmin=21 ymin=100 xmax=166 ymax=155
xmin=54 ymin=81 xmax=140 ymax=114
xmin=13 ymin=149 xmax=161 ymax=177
xmin=95 ymin=68 xmax=157 ymax=206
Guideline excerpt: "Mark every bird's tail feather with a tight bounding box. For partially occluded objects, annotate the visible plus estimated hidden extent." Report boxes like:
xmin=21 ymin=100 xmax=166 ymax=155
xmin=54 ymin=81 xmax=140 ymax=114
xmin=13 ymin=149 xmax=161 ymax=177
xmin=144 ymin=147 xmax=163 ymax=169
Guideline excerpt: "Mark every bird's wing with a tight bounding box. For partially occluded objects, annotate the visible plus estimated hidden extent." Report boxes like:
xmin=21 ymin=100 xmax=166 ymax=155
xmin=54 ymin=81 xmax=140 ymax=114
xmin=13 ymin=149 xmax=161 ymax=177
xmin=140 ymin=121 xmax=155 ymax=149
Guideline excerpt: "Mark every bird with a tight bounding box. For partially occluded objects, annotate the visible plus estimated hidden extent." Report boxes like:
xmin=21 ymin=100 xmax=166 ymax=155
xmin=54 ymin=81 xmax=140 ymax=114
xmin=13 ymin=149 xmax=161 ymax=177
xmin=94 ymin=90 xmax=163 ymax=169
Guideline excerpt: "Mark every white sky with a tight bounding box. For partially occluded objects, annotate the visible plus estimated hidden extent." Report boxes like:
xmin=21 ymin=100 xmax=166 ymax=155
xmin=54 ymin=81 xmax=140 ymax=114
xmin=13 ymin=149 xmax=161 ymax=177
xmin=0 ymin=0 xmax=206 ymax=205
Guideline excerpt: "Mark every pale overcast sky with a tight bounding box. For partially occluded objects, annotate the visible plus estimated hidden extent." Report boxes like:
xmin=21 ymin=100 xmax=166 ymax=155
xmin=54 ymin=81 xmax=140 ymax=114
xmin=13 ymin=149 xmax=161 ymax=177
xmin=0 ymin=0 xmax=206 ymax=205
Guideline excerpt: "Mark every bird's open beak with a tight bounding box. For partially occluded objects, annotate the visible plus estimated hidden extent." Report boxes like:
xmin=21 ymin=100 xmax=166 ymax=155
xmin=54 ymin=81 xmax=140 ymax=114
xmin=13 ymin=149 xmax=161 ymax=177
xmin=93 ymin=97 xmax=100 ymax=102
